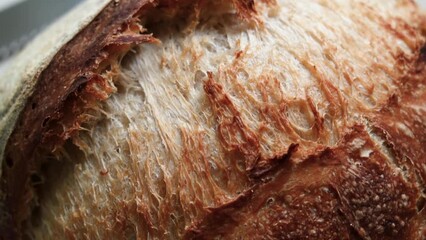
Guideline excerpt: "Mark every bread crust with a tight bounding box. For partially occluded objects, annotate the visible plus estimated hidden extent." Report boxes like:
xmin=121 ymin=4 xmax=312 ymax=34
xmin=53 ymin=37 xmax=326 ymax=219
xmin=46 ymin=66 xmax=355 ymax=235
xmin=186 ymin=55 xmax=426 ymax=238
xmin=0 ymin=0 xmax=156 ymax=236
xmin=185 ymin=124 xmax=422 ymax=239
xmin=0 ymin=0 xmax=425 ymax=239
xmin=0 ymin=0 xmax=111 ymax=174
xmin=0 ymin=0 xmax=257 ymax=237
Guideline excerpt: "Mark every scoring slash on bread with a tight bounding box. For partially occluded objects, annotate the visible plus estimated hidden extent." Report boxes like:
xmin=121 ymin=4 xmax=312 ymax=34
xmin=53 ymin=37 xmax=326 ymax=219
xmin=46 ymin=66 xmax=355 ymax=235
xmin=0 ymin=0 xmax=425 ymax=239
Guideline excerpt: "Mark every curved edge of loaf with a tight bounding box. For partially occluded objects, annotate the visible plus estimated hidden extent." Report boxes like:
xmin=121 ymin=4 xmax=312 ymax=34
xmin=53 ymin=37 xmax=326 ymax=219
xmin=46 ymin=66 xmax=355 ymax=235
xmin=0 ymin=0 xmax=111 ymax=176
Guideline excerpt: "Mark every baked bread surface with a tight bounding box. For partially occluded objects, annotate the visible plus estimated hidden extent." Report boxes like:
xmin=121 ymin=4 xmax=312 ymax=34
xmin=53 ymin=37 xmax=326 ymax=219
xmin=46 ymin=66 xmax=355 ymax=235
xmin=0 ymin=0 xmax=425 ymax=239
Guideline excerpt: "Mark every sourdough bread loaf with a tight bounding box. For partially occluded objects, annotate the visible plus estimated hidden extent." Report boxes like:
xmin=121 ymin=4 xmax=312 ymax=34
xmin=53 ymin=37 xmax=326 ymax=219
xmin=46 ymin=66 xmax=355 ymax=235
xmin=0 ymin=0 xmax=425 ymax=239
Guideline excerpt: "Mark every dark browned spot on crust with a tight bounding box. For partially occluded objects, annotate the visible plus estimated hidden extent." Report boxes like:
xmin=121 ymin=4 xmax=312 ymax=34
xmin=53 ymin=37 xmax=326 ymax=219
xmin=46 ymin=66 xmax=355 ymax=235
xmin=249 ymin=143 xmax=298 ymax=178
xmin=419 ymin=45 xmax=426 ymax=62
xmin=5 ymin=156 xmax=13 ymax=168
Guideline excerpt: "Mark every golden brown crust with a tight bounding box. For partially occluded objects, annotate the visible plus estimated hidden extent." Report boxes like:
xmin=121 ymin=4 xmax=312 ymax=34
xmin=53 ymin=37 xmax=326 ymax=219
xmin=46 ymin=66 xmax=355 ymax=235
xmin=0 ymin=0 xmax=425 ymax=239
xmin=371 ymin=51 xmax=426 ymax=187
xmin=185 ymin=124 xmax=423 ymax=239
xmin=189 ymin=37 xmax=426 ymax=238
xmin=184 ymin=39 xmax=426 ymax=239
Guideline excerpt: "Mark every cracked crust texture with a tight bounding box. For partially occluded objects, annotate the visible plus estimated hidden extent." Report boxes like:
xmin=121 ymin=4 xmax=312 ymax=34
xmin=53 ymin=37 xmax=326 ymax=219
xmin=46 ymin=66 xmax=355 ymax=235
xmin=0 ymin=0 xmax=425 ymax=239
